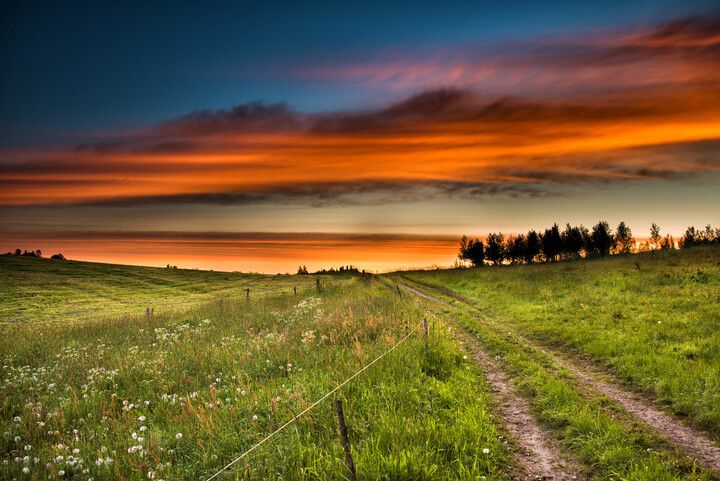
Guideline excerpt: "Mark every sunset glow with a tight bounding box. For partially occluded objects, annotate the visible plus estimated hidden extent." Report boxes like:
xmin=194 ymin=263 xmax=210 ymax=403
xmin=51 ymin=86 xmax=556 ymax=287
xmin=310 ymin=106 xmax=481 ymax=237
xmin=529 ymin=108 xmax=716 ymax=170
xmin=2 ymin=2 xmax=719 ymax=271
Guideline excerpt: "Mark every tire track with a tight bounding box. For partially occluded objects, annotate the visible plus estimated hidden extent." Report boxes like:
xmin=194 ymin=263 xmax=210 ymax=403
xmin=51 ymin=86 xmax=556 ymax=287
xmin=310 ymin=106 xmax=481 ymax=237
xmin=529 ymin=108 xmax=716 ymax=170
xmin=403 ymin=284 xmax=583 ymax=480
xmin=400 ymin=279 xmax=720 ymax=473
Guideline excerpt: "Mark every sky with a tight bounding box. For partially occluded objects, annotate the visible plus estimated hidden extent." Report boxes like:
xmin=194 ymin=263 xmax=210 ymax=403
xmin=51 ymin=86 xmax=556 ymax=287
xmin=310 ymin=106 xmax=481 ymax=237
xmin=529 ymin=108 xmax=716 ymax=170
xmin=2 ymin=0 xmax=720 ymax=272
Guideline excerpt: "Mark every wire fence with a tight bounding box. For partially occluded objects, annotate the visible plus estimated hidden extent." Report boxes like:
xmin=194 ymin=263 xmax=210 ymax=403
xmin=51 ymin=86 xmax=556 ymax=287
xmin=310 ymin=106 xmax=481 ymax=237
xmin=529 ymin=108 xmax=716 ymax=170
xmin=205 ymin=319 xmax=424 ymax=481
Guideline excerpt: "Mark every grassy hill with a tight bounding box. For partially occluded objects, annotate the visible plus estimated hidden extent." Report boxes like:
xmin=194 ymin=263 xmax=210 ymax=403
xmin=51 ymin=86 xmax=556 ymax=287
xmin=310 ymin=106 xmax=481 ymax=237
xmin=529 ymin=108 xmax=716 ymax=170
xmin=0 ymin=255 xmax=327 ymax=325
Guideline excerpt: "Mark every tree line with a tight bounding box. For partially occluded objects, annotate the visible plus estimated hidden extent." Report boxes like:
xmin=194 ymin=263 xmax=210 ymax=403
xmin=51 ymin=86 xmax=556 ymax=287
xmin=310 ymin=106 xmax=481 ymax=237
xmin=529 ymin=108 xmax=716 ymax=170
xmin=3 ymin=249 xmax=66 ymax=259
xmin=458 ymin=222 xmax=720 ymax=267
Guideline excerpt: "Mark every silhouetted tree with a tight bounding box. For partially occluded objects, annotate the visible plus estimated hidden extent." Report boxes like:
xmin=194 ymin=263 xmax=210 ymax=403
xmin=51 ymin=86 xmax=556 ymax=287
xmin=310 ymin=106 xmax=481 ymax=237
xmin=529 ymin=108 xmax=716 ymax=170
xmin=459 ymin=235 xmax=485 ymax=266
xmin=523 ymin=230 xmax=541 ymax=264
xmin=297 ymin=265 xmax=308 ymax=274
xmin=561 ymin=224 xmax=585 ymax=259
xmin=650 ymin=223 xmax=661 ymax=250
xmin=590 ymin=221 xmax=613 ymax=256
xmin=485 ymin=232 xmax=506 ymax=265
xmin=51 ymin=253 xmax=66 ymax=260
xmin=506 ymin=234 xmax=526 ymax=264
xmin=681 ymin=226 xmax=699 ymax=248
xmin=614 ymin=222 xmax=634 ymax=254
xmin=540 ymin=224 xmax=562 ymax=262
xmin=660 ymin=234 xmax=674 ymax=250
xmin=14 ymin=248 xmax=21 ymax=256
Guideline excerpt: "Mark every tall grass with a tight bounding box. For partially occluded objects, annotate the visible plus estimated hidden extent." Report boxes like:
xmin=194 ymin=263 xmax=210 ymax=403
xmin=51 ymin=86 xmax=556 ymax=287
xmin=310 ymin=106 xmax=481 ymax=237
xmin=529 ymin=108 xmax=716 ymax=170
xmin=1 ymin=279 xmax=509 ymax=480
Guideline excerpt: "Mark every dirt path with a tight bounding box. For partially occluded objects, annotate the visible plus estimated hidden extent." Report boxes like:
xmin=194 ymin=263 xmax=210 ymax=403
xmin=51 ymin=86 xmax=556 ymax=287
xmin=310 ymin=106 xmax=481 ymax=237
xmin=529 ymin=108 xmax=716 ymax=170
xmin=400 ymin=281 xmax=720 ymax=473
xmin=404 ymin=284 xmax=583 ymax=480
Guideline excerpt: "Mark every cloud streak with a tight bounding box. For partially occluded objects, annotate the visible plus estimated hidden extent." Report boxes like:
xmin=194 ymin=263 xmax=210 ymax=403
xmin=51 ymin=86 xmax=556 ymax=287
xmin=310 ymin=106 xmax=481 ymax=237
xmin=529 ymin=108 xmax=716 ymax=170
xmin=2 ymin=14 xmax=720 ymax=208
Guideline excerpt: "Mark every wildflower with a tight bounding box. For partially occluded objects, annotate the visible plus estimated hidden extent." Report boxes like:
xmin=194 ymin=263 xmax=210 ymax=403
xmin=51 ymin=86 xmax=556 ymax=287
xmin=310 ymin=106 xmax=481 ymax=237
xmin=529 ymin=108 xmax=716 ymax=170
xmin=14 ymin=436 xmax=21 ymax=442
xmin=252 ymin=415 xmax=258 ymax=421
xmin=73 ymin=449 xmax=79 ymax=454
xmin=175 ymin=433 xmax=182 ymax=439
xmin=138 ymin=415 xmax=146 ymax=422
xmin=241 ymin=390 xmax=246 ymax=396
xmin=483 ymin=448 xmax=490 ymax=454
xmin=463 ymin=355 xmax=467 ymax=360
xmin=132 ymin=432 xmax=138 ymax=439
xmin=58 ymin=470 xmax=65 ymax=476
xmin=24 ymin=445 xmax=32 ymax=451
xmin=96 ymin=457 xmax=104 ymax=466
xmin=137 ymin=437 xmax=144 ymax=443
xmin=140 ymin=426 xmax=147 ymax=432
xmin=22 ymin=467 xmax=30 ymax=474
xmin=105 ymin=458 xmax=113 ymax=465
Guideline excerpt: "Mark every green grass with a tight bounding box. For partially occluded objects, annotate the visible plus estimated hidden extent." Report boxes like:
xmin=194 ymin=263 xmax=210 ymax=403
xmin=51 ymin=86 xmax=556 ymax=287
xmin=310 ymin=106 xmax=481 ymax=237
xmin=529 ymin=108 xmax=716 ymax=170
xmin=0 ymin=255 xmax=332 ymax=326
xmin=395 ymin=282 xmax=718 ymax=480
xmin=1 ymin=276 xmax=510 ymax=480
xmin=402 ymin=245 xmax=720 ymax=436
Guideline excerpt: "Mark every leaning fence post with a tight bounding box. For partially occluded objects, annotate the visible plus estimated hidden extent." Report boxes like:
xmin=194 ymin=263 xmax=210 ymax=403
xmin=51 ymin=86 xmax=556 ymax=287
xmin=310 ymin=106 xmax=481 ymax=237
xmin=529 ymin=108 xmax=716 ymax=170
xmin=335 ymin=400 xmax=357 ymax=481
xmin=396 ymin=285 xmax=402 ymax=298
xmin=246 ymin=288 xmax=250 ymax=300
xmin=423 ymin=317 xmax=429 ymax=346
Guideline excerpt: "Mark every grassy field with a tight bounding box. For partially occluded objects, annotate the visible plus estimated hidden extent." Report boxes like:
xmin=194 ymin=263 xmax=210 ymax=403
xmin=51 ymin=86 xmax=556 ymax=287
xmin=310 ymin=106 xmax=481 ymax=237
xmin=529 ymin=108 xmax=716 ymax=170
xmin=402 ymin=245 xmax=720 ymax=436
xmin=1 ymin=267 xmax=510 ymax=480
xmin=0 ymin=255 xmax=326 ymax=325
xmin=2 ymin=248 xmax=719 ymax=480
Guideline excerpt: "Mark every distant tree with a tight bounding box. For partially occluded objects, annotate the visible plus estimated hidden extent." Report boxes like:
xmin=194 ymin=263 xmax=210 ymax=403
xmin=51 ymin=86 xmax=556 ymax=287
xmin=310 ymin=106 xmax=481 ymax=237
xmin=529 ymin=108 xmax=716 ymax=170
xmin=561 ymin=224 xmax=585 ymax=259
xmin=590 ymin=221 xmax=613 ymax=256
xmin=51 ymin=253 xmax=66 ymax=260
xmin=14 ymin=248 xmax=21 ymax=256
xmin=681 ymin=226 xmax=699 ymax=248
xmin=297 ymin=265 xmax=308 ymax=275
xmin=660 ymin=234 xmax=674 ymax=250
xmin=35 ymin=249 xmax=42 ymax=257
xmin=540 ymin=224 xmax=562 ymax=262
xmin=458 ymin=236 xmax=485 ymax=266
xmin=523 ymin=230 xmax=541 ymax=264
xmin=485 ymin=232 xmax=506 ymax=265
xmin=614 ymin=222 xmax=634 ymax=254
xmin=650 ymin=223 xmax=661 ymax=250
xmin=506 ymin=234 xmax=526 ymax=264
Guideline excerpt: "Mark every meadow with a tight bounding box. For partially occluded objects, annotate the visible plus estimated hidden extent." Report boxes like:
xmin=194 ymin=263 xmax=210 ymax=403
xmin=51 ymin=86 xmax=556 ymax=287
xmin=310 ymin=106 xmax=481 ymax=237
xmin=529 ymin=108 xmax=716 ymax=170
xmin=2 ymin=247 xmax=719 ymax=480
xmin=402 ymin=245 xmax=720 ymax=435
xmin=1 ymin=260 xmax=509 ymax=480
xmin=0 ymin=256 xmax=317 ymax=325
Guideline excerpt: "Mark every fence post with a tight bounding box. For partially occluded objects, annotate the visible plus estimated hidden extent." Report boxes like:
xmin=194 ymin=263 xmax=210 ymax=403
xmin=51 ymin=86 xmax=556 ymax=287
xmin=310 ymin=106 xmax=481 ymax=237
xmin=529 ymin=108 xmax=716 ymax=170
xmin=404 ymin=319 xmax=408 ymax=336
xmin=246 ymin=288 xmax=250 ymax=300
xmin=335 ymin=400 xmax=357 ymax=481
xmin=423 ymin=317 xmax=429 ymax=346
xmin=316 ymin=278 xmax=321 ymax=292
xmin=396 ymin=285 xmax=402 ymax=298
xmin=294 ymin=286 xmax=297 ymax=296
xmin=146 ymin=307 xmax=151 ymax=318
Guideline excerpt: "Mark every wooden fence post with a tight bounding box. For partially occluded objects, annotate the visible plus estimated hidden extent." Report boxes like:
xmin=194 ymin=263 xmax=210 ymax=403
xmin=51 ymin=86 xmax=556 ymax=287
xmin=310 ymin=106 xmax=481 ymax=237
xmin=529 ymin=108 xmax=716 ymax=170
xmin=335 ymin=400 xmax=357 ymax=481
xmin=396 ymin=285 xmax=402 ymax=298
xmin=316 ymin=278 xmax=321 ymax=292
xmin=246 ymin=288 xmax=250 ymax=300
xmin=423 ymin=317 xmax=429 ymax=346
xmin=294 ymin=286 xmax=297 ymax=296
xmin=404 ymin=319 xmax=408 ymax=336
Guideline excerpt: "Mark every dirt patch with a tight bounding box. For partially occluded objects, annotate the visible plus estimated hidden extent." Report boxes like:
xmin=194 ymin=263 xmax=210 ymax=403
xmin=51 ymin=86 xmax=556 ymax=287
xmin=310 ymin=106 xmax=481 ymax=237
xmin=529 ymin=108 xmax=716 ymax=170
xmin=402 ymin=284 xmax=584 ymax=479
xmin=401 ymin=281 xmax=720 ymax=473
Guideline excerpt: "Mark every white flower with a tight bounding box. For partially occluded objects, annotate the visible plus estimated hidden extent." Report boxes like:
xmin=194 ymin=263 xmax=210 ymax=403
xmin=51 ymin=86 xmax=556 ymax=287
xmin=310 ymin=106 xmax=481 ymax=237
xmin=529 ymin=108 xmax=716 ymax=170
xmin=252 ymin=415 xmax=258 ymax=421
xmin=463 ymin=355 xmax=467 ymax=360
xmin=24 ymin=445 xmax=32 ymax=451
xmin=241 ymin=390 xmax=246 ymax=396
xmin=73 ymin=449 xmax=80 ymax=454
xmin=14 ymin=436 xmax=21 ymax=442
xmin=22 ymin=467 xmax=29 ymax=474
xmin=96 ymin=457 xmax=104 ymax=466
xmin=137 ymin=437 xmax=144 ymax=443
xmin=138 ymin=415 xmax=146 ymax=422
xmin=175 ymin=433 xmax=182 ymax=439
xmin=58 ymin=470 xmax=65 ymax=476
xmin=132 ymin=432 xmax=138 ymax=439
xmin=105 ymin=458 xmax=113 ymax=465
xmin=140 ymin=426 xmax=147 ymax=432
xmin=483 ymin=448 xmax=490 ymax=454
